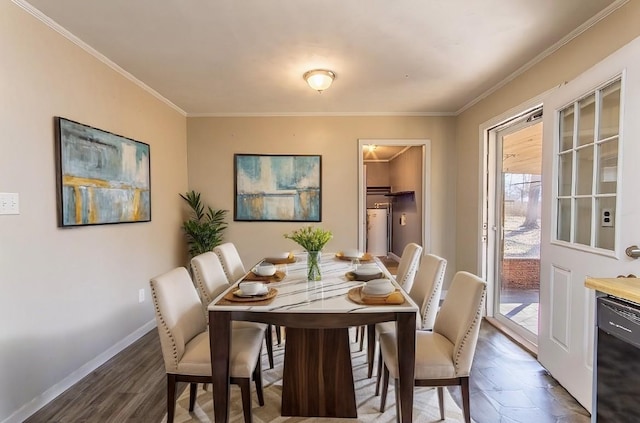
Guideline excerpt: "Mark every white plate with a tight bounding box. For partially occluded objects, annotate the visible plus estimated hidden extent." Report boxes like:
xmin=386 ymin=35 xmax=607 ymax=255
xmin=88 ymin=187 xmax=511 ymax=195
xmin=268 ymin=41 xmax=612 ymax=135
xmin=354 ymin=266 xmax=380 ymax=276
xmin=234 ymin=288 xmax=268 ymax=298
xmin=342 ymin=249 xmax=363 ymax=259
xmin=362 ymin=287 xmax=394 ymax=297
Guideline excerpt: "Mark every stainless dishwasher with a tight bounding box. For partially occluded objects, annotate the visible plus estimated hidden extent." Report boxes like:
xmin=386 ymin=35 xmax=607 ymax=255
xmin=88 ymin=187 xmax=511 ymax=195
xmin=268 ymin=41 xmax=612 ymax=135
xmin=596 ymin=296 xmax=640 ymax=422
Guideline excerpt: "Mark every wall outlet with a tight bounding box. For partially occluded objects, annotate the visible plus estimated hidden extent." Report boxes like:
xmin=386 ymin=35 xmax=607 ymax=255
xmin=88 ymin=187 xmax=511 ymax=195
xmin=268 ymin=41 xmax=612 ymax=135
xmin=400 ymin=213 xmax=407 ymax=226
xmin=0 ymin=192 xmax=19 ymax=215
xmin=138 ymin=289 xmax=145 ymax=303
xmin=601 ymin=208 xmax=614 ymax=227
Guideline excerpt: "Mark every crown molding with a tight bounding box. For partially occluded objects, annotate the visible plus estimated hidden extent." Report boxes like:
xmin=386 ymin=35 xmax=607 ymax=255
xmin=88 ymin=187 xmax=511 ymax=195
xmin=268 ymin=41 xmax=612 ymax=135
xmin=455 ymin=0 xmax=629 ymax=115
xmin=186 ymin=111 xmax=456 ymax=118
xmin=12 ymin=0 xmax=187 ymax=117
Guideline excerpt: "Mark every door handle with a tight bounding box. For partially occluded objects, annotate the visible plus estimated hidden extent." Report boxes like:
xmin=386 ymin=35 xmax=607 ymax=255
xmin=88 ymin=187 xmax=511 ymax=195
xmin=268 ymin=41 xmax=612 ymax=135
xmin=625 ymin=245 xmax=640 ymax=259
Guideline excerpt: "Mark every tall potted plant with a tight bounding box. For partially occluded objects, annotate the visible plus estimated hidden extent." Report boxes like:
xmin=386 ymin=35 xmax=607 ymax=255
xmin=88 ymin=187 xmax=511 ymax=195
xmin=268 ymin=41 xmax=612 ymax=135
xmin=180 ymin=190 xmax=228 ymax=258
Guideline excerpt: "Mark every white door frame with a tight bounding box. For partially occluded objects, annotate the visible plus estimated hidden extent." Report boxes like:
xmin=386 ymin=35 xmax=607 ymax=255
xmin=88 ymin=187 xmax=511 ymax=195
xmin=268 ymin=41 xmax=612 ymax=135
xmin=357 ymin=139 xmax=431 ymax=254
xmin=480 ymin=94 xmax=550 ymax=316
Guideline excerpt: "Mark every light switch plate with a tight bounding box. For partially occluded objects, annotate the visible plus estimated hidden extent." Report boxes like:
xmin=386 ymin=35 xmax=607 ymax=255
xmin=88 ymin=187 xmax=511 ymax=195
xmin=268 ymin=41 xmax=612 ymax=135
xmin=0 ymin=193 xmax=19 ymax=215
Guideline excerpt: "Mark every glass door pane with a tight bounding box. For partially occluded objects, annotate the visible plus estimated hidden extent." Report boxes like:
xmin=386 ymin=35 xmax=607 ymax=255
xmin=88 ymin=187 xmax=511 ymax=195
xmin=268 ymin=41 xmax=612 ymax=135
xmin=496 ymin=120 xmax=543 ymax=339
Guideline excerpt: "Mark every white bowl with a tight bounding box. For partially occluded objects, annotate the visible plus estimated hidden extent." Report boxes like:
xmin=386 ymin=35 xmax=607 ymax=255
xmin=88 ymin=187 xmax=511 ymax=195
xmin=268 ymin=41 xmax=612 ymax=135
xmin=362 ymin=279 xmax=394 ymax=296
xmin=255 ymin=263 xmax=277 ymax=276
xmin=343 ymin=248 xmax=363 ymax=259
xmin=354 ymin=265 xmax=380 ymax=277
xmin=238 ymin=281 xmax=267 ymax=296
xmin=270 ymin=252 xmax=290 ymax=259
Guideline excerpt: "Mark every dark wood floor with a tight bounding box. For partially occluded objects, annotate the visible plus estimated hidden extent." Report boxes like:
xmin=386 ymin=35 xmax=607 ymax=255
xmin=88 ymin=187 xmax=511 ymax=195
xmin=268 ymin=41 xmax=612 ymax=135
xmin=25 ymin=321 xmax=589 ymax=423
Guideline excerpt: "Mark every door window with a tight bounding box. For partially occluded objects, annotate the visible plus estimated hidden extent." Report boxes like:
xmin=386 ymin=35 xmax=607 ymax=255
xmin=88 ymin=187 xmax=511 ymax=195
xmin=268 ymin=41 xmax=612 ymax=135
xmin=555 ymin=78 xmax=621 ymax=251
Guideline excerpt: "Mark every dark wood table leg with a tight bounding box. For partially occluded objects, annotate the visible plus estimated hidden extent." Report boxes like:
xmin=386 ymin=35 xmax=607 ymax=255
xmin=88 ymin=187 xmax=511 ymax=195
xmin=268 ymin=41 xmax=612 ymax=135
xmin=396 ymin=312 xmax=415 ymax=423
xmin=281 ymin=327 xmax=357 ymax=417
xmin=367 ymin=323 xmax=376 ymax=378
xmin=210 ymin=310 xmax=231 ymax=423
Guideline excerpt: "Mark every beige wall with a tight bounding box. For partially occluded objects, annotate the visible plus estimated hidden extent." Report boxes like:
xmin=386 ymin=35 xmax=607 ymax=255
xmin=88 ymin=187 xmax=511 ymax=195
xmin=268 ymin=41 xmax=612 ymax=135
xmin=0 ymin=3 xmax=188 ymax=421
xmin=365 ymin=162 xmax=390 ymax=187
xmin=187 ymin=116 xmax=456 ymax=279
xmin=389 ymin=146 xmax=423 ymax=256
xmin=455 ymin=1 xmax=640 ymax=275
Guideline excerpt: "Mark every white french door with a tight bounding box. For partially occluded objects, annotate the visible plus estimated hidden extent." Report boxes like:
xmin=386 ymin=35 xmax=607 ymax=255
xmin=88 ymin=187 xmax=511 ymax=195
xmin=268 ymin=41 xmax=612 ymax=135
xmin=538 ymin=36 xmax=640 ymax=412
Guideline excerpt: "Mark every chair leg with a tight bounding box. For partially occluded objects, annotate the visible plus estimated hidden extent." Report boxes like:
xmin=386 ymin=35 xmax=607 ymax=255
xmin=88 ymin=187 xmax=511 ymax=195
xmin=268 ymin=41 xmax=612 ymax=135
xmin=239 ymin=378 xmax=253 ymax=423
xmin=188 ymin=382 xmax=197 ymax=412
xmin=167 ymin=374 xmax=178 ymax=423
xmin=253 ymin=355 xmax=264 ymax=406
xmin=380 ymin=363 xmax=390 ymax=412
xmin=394 ymin=378 xmax=400 ymax=423
xmin=359 ymin=326 xmax=365 ymax=351
xmin=375 ymin=347 xmax=383 ymax=396
xmin=265 ymin=326 xmax=274 ymax=369
xmin=461 ymin=377 xmax=471 ymax=423
xmin=275 ymin=325 xmax=282 ymax=345
xmin=437 ymin=387 xmax=445 ymax=420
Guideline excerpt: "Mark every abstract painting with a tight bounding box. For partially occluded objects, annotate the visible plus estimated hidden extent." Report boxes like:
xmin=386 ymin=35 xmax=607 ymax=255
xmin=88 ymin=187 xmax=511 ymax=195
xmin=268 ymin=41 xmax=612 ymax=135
xmin=234 ymin=154 xmax=321 ymax=222
xmin=55 ymin=117 xmax=151 ymax=227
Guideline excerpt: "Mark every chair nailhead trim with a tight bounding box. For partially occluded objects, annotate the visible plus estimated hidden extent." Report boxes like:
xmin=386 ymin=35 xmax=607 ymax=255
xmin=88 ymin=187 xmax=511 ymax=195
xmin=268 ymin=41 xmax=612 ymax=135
xmin=151 ymin=285 xmax=180 ymax=371
xmin=453 ymin=286 xmax=486 ymax=374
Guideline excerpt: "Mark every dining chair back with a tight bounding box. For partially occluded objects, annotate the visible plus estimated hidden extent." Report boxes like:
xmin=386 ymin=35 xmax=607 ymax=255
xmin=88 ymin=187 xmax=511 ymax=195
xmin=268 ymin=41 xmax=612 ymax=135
xmin=213 ymin=242 xmax=247 ymax=284
xmin=190 ymin=251 xmax=229 ymax=305
xmin=150 ymin=267 xmax=265 ymax=423
xmin=410 ymin=253 xmax=447 ymax=331
xmin=190 ymin=251 xmax=276 ymax=369
xmin=394 ymin=243 xmax=423 ymax=291
xmin=378 ymin=270 xmax=486 ymax=423
xmin=370 ymin=253 xmax=446 ymax=393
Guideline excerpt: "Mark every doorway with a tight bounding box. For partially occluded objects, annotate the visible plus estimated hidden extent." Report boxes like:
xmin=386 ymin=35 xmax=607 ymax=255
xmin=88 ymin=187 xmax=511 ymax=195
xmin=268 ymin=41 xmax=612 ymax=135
xmin=357 ymin=139 xmax=430 ymax=260
xmin=487 ymin=108 xmax=543 ymax=346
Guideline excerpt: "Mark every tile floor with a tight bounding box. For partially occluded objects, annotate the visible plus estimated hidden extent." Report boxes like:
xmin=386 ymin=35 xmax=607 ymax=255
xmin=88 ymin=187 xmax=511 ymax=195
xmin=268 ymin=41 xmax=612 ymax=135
xmin=449 ymin=323 xmax=591 ymax=423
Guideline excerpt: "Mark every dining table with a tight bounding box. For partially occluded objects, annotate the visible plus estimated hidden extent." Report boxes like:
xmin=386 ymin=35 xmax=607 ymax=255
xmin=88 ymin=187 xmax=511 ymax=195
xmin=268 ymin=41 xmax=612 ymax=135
xmin=208 ymin=251 xmax=419 ymax=423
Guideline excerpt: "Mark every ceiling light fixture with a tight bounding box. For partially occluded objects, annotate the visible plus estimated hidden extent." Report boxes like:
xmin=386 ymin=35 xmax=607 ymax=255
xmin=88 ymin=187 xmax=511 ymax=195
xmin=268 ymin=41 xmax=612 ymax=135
xmin=368 ymin=144 xmax=377 ymax=153
xmin=303 ymin=69 xmax=336 ymax=93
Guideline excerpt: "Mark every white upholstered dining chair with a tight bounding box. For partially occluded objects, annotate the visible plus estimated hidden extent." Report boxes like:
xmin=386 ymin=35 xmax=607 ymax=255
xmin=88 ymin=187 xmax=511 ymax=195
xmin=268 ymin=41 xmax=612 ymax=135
xmin=190 ymin=251 xmax=275 ymax=368
xmin=378 ymin=271 xmax=486 ymax=423
xmin=213 ymin=242 xmax=247 ymax=284
xmin=213 ymin=242 xmax=282 ymax=345
xmin=150 ymin=267 xmax=265 ymax=423
xmin=394 ymin=242 xmax=423 ymax=292
xmin=371 ymin=253 xmax=447 ymax=393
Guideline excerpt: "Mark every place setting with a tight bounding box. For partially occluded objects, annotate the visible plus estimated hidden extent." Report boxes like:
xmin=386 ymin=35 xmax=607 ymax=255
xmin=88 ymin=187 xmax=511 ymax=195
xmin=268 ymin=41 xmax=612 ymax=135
xmin=335 ymin=248 xmax=374 ymax=262
xmin=242 ymin=261 xmax=287 ymax=282
xmin=222 ymin=281 xmax=278 ymax=303
xmin=347 ymin=278 xmax=404 ymax=305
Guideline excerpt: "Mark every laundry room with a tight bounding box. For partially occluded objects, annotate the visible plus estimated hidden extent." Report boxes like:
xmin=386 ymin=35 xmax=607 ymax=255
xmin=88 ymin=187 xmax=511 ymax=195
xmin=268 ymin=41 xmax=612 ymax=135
xmin=362 ymin=144 xmax=423 ymax=261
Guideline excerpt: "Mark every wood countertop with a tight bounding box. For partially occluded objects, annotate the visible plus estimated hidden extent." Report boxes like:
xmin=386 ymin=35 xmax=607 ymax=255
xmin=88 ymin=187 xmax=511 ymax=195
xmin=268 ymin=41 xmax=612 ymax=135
xmin=585 ymin=277 xmax=640 ymax=303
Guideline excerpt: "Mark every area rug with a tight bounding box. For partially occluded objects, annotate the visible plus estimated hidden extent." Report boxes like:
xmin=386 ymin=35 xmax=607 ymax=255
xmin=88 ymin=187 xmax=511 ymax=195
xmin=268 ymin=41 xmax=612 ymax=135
xmin=161 ymin=336 xmax=471 ymax=422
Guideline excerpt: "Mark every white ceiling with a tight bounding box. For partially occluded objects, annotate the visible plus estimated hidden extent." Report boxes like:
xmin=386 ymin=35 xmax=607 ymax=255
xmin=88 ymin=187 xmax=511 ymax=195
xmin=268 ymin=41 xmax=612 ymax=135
xmin=18 ymin=0 xmax=622 ymax=116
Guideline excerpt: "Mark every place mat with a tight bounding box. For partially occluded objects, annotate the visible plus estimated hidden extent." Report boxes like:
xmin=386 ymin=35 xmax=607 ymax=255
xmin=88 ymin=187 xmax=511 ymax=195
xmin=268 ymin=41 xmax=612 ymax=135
xmin=347 ymin=286 xmax=404 ymax=305
xmin=345 ymin=271 xmax=385 ymax=282
xmin=242 ymin=270 xmax=286 ymax=283
xmin=218 ymin=287 xmax=278 ymax=304
xmin=335 ymin=252 xmax=374 ymax=262
xmin=263 ymin=254 xmax=297 ymax=264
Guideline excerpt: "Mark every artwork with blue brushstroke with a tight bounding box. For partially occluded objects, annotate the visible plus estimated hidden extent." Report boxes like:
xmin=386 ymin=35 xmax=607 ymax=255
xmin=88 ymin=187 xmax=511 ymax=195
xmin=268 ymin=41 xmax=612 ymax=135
xmin=235 ymin=154 xmax=321 ymax=221
xmin=56 ymin=118 xmax=151 ymax=226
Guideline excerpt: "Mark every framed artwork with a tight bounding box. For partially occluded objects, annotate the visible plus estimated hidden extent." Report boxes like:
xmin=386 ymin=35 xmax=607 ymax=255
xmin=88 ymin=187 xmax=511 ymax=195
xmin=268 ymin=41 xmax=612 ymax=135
xmin=55 ymin=117 xmax=151 ymax=227
xmin=234 ymin=154 xmax=321 ymax=222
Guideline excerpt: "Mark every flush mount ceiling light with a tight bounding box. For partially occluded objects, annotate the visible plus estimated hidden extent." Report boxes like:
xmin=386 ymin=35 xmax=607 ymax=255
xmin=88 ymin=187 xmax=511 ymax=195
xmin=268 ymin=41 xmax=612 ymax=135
xmin=303 ymin=69 xmax=336 ymax=92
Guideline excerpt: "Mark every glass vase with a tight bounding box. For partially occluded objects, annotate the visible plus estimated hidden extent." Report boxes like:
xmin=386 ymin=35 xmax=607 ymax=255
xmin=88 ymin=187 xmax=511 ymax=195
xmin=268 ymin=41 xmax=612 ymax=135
xmin=306 ymin=250 xmax=322 ymax=281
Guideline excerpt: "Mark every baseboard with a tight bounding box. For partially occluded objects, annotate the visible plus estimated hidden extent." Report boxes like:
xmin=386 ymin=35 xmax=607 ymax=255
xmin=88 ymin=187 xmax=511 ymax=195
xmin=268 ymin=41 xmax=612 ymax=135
xmin=2 ymin=319 xmax=157 ymax=423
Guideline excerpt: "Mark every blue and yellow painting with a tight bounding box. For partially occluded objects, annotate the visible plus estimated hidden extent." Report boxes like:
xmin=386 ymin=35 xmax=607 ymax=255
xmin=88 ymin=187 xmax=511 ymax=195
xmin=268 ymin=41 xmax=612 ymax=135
xmin=57 ymin=118 xmax=151 ymax=226
xmin=235 ymin=155 xmax=321 ymax=221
